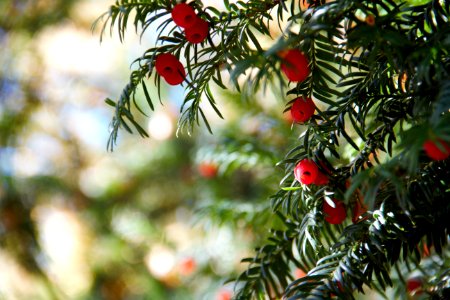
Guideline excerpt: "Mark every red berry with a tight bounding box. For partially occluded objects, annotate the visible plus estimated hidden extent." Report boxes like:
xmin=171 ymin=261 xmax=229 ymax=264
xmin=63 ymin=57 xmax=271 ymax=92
xmin=294 ymin=159 xmax=319 ymax=185
xmin=323 ymin=199 xmax=347 ymax=224
xmin=352 ymin=200 xmax=367 ymax=223
xmin=179 ymin=257 xmax=196 ymax=276
xmin=365 ymin=15 xmax=376 ymax=26
xmin=171 ymin=3 xmax=198 ymax=29
xmin=407 ymin=278 xmax=423 ymax=295
xmin=185 ymin=18 xmax=209 ymax=44
xmin=198 ymin=162 xmax=218 ymax=178
xmin=280 ymin=49 xmax=310 ymax=82
xmin=155 ymin=53 xmax=186 ymax=85
xmin=314 ymin=172 xmax=329 ymax=186
xmin=294 ymin=268 xmax=306 ymax=279
xmin=216 ymin=290 xmax=232 ymax=300
xmin=290 ymin=97 xmax=316 ymax=123
xmin=423 ymin=139 xmax=450 ymax=160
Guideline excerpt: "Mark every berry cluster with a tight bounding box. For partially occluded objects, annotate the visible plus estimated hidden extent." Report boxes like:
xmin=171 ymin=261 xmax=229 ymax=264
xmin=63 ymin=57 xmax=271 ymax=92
xmin=293 ymin=159 xmax=346 ymax=224
xmin=155 ymin=2 xmax=209 ymax=85
xmin=281 ymin=48 xmax=349 ymax=225
xmin=279 ymin=45 xmax=444 ymax=230
xmin=294 ymin=159 xmax=328 ymax=186
xmin=283 ymin=53 xmax=369 ymax=225
xmin=282 ymin=51 xmax=315 ymax=124
xmin=284 ymin=47 xmax=449 ymax=227
xmin=172 ymin=3 xmax=209 ymax=44
xmin=162 ymin=3 xmax=450 ymax=231
xmin=155 ymin=53 xmax=186 ymax=85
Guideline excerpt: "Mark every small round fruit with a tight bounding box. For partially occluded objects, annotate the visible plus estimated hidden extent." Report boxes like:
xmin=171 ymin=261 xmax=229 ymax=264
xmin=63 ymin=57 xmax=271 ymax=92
xmin=323 ymin=199 xmax=347 ymax=224
xmin=294 ymin=159 xmax=319 ymax=185
xmin=290 ymin=97 xmax=316 ymax=123
xmin=423 ymin=139 xmax=450 ymax=160
xmin=280 ymin=49 xmax=310 ymax=82
xmin=171 ymin=3 xmax=198 ymax=29
xmin=198 ymin=162 xmax=218 ymax=178
xmin=314 ymin=172 xmax=329 ymax=186
xmin=216 ymin=289 xmax=232 ymax=300
xmin=365 ymin=15 xmax=376 ymax=26
xmin=352 ymin=200 xmax=367 ymax=223
xmin=154 ymin=53 xmax=186 ymax=85
xmin=185 ymin=18 xmax=209 ymax=44
xmin=179 ymin=257 xmax=196 ymax=276
xmin=407 ymin=277 xmax=423 ymax=295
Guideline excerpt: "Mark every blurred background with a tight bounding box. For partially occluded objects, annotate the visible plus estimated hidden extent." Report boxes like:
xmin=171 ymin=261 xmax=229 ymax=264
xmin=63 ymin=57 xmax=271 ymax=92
xmin=0 ymin=0 xmax=295 ymax=299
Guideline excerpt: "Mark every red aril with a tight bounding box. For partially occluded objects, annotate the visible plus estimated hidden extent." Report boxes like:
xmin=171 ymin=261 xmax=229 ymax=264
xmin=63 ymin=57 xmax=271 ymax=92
xmin=185 ymin=18 xmax=209 ymax=44
xmin=323 ymin=199 xmax=347 ymax=224
xmin=154 ymin=53 xmax=186 ymax=85
xmin=294 ymin=159 xmax=319 ymax=185
xmin=407 ymin=277 xmax=423 ymax=295
xmin=198 ymin=162 xmax=218 ymax=178
xmin=280 ymin=49 xmax=310 ymax=82
xmin=290 ymin=97 xmax=315 ymax=123
xmin=171 ymin=3 xmax=198 ymax=29
xmin=314 ymin=172 xmax=329 ymax=186
xmin=423 ymin=138 xmax=450 ymax=160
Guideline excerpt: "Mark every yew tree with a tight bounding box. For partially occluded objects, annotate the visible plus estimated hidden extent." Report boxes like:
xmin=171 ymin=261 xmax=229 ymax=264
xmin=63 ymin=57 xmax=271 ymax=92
xmin=97 ymin=0 xmax=450 ymax=299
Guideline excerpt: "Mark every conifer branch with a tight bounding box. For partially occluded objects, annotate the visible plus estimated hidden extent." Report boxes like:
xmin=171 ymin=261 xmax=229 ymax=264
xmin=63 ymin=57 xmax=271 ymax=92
xmin=99 ymin=0 xmax=450 ymax=298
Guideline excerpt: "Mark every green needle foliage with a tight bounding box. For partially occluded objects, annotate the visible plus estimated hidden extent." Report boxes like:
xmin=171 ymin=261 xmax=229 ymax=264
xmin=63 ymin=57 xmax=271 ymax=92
xmin=98 ymin=0 xmax=450 ymax=299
